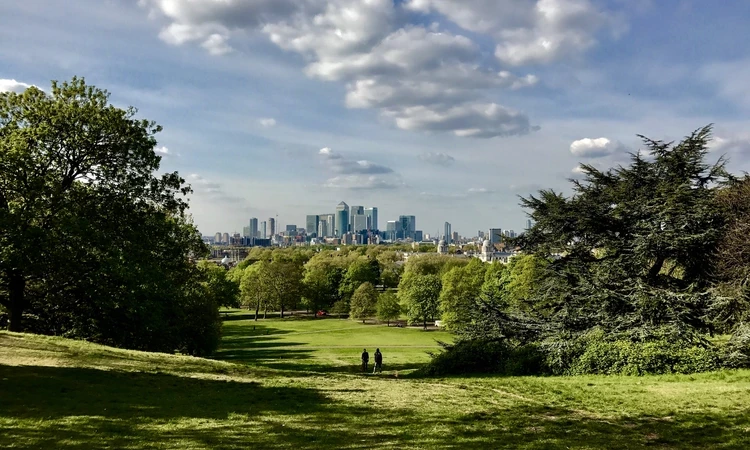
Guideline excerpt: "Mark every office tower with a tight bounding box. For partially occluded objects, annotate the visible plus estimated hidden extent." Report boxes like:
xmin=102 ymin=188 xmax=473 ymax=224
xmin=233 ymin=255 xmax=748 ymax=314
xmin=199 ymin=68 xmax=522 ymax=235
xmin=488 ymin=228 xmax=503 ymax=244
xmin=349 ymin=206 xmax=364 ymax=232
xmin=365 ymin=207 xmax=378 ymax=231
xmin=336 ymin=201 xmax=349 ymax=237
xmin=452 ymin=231 xmax=459 ymax=242
xmin=242 ymin=226 xmax=251 ymax=238
xmin=214 ymin=232 xmax=221 ymax=244
xmin=503 ymin=229 xmax=517 ymax=238
xmin=398 ymin=215 xmax=416 ymax=240
xmin=386 ymin=221 xmax=396 ymax=241
xmin=249 ymin=218 xmax=259 ymax=239
xmin=526 ymin=219 xmax=533 ymax=230
xmin=268 ymin=218 xmax=276 ymax=237
xmin=317 ymin=213 xmax=334 ymax=238
xmin=318 ymin=219 xmax=328 ymax=238
xmin=444 ymin=222 xmax=452 ymax=245
xmin=261 ymin=221 xmax=267 ymax=239
xmin=478 ymin=230 xmax=485 ymax=239
xmin=306 ymin=215 xmax=319 ymax=237
xmin=222 ymin=232 xmax=230 ymax=245
xmin=415 ymin=230 xmax=423 ymax=242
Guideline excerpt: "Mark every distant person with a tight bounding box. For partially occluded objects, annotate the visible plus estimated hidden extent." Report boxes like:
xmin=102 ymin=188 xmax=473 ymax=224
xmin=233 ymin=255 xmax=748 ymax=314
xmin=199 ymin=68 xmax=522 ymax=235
xmin=373 ymin=348 xmax=383 ymax=374
xmin=361 ymin=348 xmax=369 ymax=372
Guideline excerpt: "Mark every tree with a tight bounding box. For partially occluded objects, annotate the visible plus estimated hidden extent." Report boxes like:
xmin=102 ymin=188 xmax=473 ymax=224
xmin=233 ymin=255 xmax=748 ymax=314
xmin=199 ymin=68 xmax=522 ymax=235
xmin=439 ymin=258 xmax=487 ymax=330
xmin=513 ymin=126 xmax=728 ymax=345
xmin=0 ymin=78 xmax=219 ymax=354
xmin=264 ymin=260 xmax=303 ymax=318
xmin=376 ymin=292 xmax=401 ymax=326
xmin=302 ymin=252 xmax=345 ymax=313
xmin=198 ymin=261 xmax=240 ymax=308
xmin=349 ymin=282 xmax=378 ymax=323
xmin=339 ymin=256 xmax=380 ymax=300
xmin=400 ymin=274 xmax=442 ymax=329
xmin=240 ymin=261 xmax=272 ymax=320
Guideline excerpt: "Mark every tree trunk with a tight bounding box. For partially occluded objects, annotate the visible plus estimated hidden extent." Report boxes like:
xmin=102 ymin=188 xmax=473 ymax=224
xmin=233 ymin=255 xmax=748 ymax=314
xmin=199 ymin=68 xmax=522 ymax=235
xmin=255 ymin=302 xmax=260 ymax=321
xmin=648 ymin=254 xmax=666 ymax=280
xmin=264 ymin=308 xmax=267 ymax=319
xmin=8 ymin=272 xmax=26 ymax=332
xmin=423 ymin=318 xmax=427 ymax=330
xmin=280 ymin=305 xmax=284 ymax=319
xmin=362 ymin=319 xmax=365 ymax=324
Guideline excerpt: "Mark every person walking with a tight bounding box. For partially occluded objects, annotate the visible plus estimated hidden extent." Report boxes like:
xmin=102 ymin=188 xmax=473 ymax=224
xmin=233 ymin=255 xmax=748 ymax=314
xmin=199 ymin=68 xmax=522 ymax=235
xmin=373 ymin=348 xmax=383 ymax=374
xmin=361 ymin=348 xmax=369 ymax=373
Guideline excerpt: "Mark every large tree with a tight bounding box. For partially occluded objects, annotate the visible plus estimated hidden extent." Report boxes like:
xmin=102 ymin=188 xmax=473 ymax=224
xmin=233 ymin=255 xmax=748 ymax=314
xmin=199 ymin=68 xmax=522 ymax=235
xmin=0 ymin=78 xmax=217 ymax=354
xmin=511 ymin=126 xmax=728 ymax=345
xmin=349 ymin=282 xmax=378 ymax=323
xmin=400 ymin=274 xmax=442 ymax=329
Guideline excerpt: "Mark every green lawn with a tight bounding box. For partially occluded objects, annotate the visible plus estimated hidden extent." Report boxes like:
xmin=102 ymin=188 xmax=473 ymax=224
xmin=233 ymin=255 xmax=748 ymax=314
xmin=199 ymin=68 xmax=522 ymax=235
xmin=1 ymin=315 xmax=750 ymax=449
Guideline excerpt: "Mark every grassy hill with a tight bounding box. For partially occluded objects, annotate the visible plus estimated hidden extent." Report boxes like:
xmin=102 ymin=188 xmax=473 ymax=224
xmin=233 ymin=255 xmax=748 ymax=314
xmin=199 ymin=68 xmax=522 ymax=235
xmin=2 ymin=316 xmax=750 ymax=449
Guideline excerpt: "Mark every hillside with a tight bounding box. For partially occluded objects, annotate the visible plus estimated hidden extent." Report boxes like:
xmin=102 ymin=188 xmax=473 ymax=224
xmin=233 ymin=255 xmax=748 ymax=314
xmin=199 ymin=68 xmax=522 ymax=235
xmin=2 ymin=324 xmax=750 ymax=449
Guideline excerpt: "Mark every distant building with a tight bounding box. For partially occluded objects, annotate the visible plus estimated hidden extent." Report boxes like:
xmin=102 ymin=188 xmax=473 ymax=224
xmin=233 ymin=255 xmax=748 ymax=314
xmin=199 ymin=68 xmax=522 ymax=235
xmin=452 ymin=231 xmax=459 ymax=242
xmin=526 ymin=219 xmax=533 ymax=231
xmin=306 ymin=215 xmax=319 ymax=238
xmin=437 ymin=239 xmax=448 ymax=255
xmin=349 ymin=206 xmax=365 ymax=232
xmin=477 ymin=239 xmax=515 ymax=263
xmin=415 ymin=230 xmax=423 ymax=242
xmin=261 ymin=221 xmax=267 ymax=239
xmin=444 ymin=222 xmax=452 ymax=245
xmin=398 ymin=215 xmax=416 ymax=240
xmin=249 ymin=218 xmax=259 ymax=239
xmin=336 ymin=202 xmax=349 ymax=237
xmin=221 ymin=232 xmax=230 ymax=245
xmin=286 ymin=224 xmax=297 ymax=237
xmin=386 ymin=220 xmax=397 ymax=241
xmin=488 ymin=228 xmax=503 ymax=245
xmin=214 ymin=232 xmax=222 ymax=244
xmin=365 ymin=207 xmax=378 ymax=231
xmin=242 ymin=226 xmax=251 ymax=238
xmin=268 ymin=218 xmax=276 ymax=237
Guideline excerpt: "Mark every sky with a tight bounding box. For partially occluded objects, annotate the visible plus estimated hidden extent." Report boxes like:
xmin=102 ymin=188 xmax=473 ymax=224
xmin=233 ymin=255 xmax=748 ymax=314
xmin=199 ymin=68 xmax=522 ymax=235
xmin=2 ymin=0 xmax=750 ymax=237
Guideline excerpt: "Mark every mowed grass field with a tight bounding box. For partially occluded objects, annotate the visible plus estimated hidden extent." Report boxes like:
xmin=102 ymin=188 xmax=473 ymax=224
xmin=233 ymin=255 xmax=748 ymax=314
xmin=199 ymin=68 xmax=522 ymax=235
xmin=216 ymin=310 xmax=450 ymax=373
xmin=1 ymin=314 xmax=750 ymax=449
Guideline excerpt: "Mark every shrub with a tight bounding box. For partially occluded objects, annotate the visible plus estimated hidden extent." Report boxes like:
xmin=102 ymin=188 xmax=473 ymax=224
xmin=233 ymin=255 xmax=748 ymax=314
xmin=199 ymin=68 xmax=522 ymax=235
xmin=421 ymin=340 xmax=548 ymax=376
xmin=722 ymin=323 xmax=750 ymax=368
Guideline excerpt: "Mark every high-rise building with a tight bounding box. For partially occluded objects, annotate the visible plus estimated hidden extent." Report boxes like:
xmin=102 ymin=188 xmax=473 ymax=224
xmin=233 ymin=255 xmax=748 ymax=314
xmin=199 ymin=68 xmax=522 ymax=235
xmin=398 ymin=215 xmax=416 ymax=240
xmin=268 ymin=218 xmax=276 ymax=237
xmin=488 ymin=228 xmax=503 ymax=244
xmin=452 ymin=231 xmax=459 ymax=242
xmin=336 ymin=202 xmax=349 ymax=237
xmin=349 ymin=206 xmax=364 ymax=232
xmin=526 ymin=219 xmax=533 ymax=230
xmin=242 ymin=226 xmax=251 ymax=238
xmin=317 ymin=213 xmax=334 ymax=238
xmin=222 ymin=232 xmax=230 ymax=245
xmin=444 ymin=222 xmax=452 ymax=245
xmin=415 ymin=230 xmax=423 ymax=242
xmin=214 ymin=232 xmax=222 ymax=244
xmin=306 ymin=215 xmax=319 ymax=237
xmin=386 ymin=221 xmax=397 ymax=241
xmin=503 ymin=229 xmax=517 ymax=238
xmin=365 ymin=207 xmax=378 ymax=231
xmin=249 ymin=218 xmax=259 ymax=239
xmin=261 ymin=221 xmax=267 ymax=239
xmin=318 ymin=219 xmax=328 ymax=238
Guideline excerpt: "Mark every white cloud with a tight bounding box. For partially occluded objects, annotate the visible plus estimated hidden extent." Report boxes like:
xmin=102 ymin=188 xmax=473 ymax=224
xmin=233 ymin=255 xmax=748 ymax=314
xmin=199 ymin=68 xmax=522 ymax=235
xmin=259 ymin=118 xmax=277 ymax=128
xmin=418 ymin=152 xmax=455 ymax=166
xmin=468 ymin=187 xmax=494 ymax=194
xmin=318 ymin=147 xmax=393 ymax=174
xmin=154 ymin=146 xmax=172 ymax=156
xmin=189 ymin=173 xmax=247 ymax=203
xmin=710 ymin=134 xmax=750 ymax=161
xmin=570 ymin=137 xmax=624 ymax=158
xmin=407 ymin=0 xmax=619 ymax=66
xmin=140 ymin=0 xmax=544 ymax=138
xmin=323 ymin=174 xmax=405 ymax=190
xmin=0 ymin=78 xmax=33 ymax=93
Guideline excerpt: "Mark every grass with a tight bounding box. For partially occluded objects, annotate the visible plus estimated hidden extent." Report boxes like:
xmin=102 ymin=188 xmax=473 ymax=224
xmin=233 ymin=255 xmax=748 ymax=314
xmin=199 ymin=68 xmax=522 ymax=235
xmin=1 ymin=314 xmax=750 ymax=449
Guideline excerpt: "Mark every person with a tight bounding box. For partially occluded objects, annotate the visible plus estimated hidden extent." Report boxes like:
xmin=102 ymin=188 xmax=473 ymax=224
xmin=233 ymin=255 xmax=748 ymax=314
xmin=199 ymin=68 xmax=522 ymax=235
xmin=373 ymin=348 xmax=383 ymax=374
xmin=361 ymin=348 xmax=369 ymax=372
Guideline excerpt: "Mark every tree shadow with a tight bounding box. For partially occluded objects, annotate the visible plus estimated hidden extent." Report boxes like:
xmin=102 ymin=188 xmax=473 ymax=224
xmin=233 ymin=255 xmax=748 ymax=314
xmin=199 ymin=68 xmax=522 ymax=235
xmin=2 ymin=363 xmax=749 ymax=449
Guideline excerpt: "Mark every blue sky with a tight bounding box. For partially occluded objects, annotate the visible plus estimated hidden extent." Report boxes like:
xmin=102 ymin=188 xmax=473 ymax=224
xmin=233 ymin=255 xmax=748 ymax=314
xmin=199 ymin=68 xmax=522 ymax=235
xmin=2 ymin=0 xmax=750 ymax=237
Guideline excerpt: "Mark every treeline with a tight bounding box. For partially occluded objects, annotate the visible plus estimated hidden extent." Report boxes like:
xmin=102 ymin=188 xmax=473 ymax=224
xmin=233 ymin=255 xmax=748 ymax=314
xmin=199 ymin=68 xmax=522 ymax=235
xmin=425 ymin=126 xmax=750 ymax=376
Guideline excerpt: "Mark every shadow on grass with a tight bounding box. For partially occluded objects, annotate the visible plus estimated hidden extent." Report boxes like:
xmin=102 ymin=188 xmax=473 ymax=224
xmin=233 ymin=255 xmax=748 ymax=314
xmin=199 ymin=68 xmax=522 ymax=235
xmin=1 ymin=364 xmax=749 ymax=449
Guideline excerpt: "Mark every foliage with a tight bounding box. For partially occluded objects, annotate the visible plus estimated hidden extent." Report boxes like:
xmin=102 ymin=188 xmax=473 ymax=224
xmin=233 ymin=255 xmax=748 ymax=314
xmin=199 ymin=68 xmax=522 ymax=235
xmin=439 ymin=258 xmax=487 ymax=330
xmin=0 ymin=77 xmax=220 ymax=355
xmin=723 ymin=323 xmax=750 ymax=368
xmin=338 ymin=256 xmax=380 ymax=300
xmin=198 ymin=261 xmax=240 ymax=308
xmin=239 ymin=261 xmax=272 ymax=320
xmin=400 ymin=274 xmax=442 ymax=328
xmin=421 ymin=340 xmax=547 ymax=376
xmin=302 ymin=253 xmax=345 ymax=312
xmin=376 ymin=292 xmax=401 ymax=325
xmin=263 ymin=260 xmax=304 ymax=318
xmin=349 ymin=282 xmax=378 ymax=323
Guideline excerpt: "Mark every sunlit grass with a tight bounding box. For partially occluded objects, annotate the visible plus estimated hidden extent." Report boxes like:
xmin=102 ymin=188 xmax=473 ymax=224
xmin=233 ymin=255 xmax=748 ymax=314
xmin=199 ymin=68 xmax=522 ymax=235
xmin=2 ymin=315 xmax=750 ymax=449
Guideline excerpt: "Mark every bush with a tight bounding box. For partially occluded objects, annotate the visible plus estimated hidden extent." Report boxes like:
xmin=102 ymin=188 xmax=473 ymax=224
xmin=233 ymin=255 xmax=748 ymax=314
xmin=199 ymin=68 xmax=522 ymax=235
xmin=421 ymin=340 xmax=548 ymax=376
xmin=723 ymin=323 xmax=750 ymax=368
xmin=569 ymin=340 xmax=720 ymax=375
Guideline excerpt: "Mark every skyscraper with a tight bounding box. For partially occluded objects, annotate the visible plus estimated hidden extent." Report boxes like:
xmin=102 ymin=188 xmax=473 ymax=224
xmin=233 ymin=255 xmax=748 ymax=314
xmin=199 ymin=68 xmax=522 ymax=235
xmin=444 ymin=222 xmax=452 ymax=245
xmin=336 ymin=201 xmax=349 ymax=238
xmin=222 ymin=232 xmax=230 ymax=245
xmin=489 ymin=228 xmax=503 ymax=244
xmin=349 ymin=206 xmax=364 ymax=232
xmin=261 ymin=221 xmax=267 ymax=239
xmin=249 ymin=218 xmax=259 ymax=239
xmin=386 ymin=221 xmax=396 ymax=241
xmin=214 ymin=232 xmax=221 ymax=244
xmin=415 ymin=230 xmax=423 ymax=242
xmin=306 ymin=215 xmax=319 ymax=237
xmin=398 ymin=215 xmax=416 ymax=240
xmin=526 ymin=219 xmax=533 ymax=230
xmin=268 ymin=218 xmax=276 ymax=237
xmin=242 ymin=226 xmax=251 ymax=238
xmin=365 ymin=207 xmax=378 ymax=231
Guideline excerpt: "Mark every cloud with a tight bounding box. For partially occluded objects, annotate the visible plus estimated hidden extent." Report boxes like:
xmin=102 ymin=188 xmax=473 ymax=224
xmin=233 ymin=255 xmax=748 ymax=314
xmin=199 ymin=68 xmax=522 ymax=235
xmin=188 ymin=173 xmax=246 ymax=203
xmin=322 ymin=174 xmax=406 ymax=190
xmin=140 ymin=0 xmax=548 ymax=138
xmin=570 ymin=137 xmax=625 ymax=158
xmin=418 ymin=152 xmax=455 ymax=166
xmin=701 ymin=59 xmax=750 ymax=109
xmin=154 ymin=146 xmax=175 ymax=157
xmin=318 ymin=147 xmax=393 ymax=174
xmin=0 ymin=79 xmax=33 ymax=93
xmin=407 ymin=0 xmax=620 ymax=66
xmin=710 ymin=134 xmax=750 ymax=161
xmin=468 ymin=187 xmax=494 ymax=194
xmin=259 ymin=118 xmax=277 ymax=128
